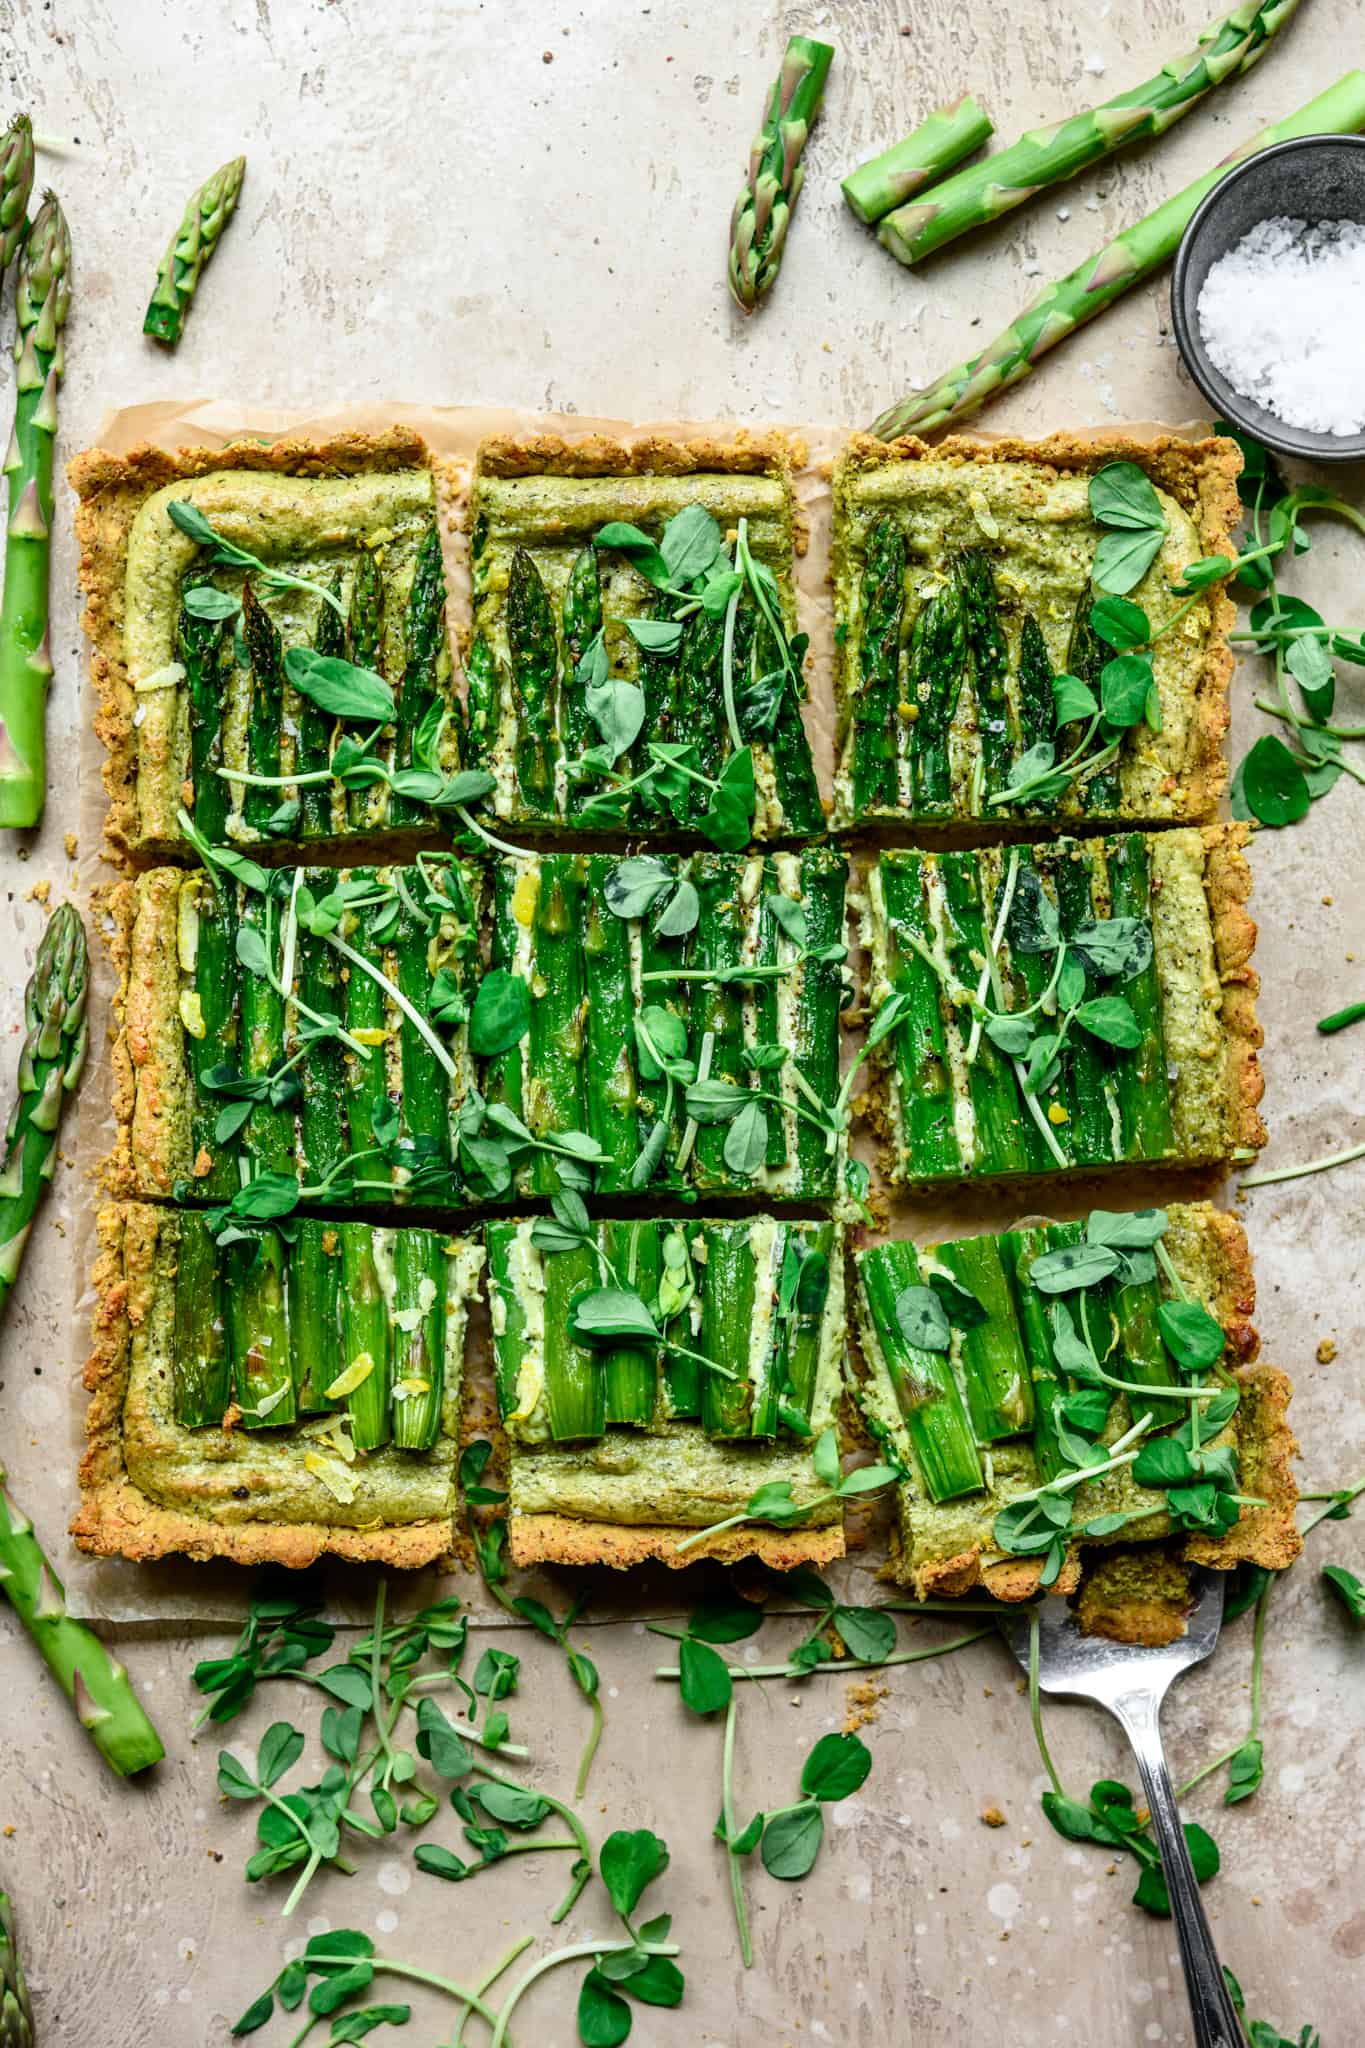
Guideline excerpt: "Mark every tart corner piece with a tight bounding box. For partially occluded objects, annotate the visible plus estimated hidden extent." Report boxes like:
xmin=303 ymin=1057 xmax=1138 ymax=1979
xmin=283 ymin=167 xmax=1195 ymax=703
xmin=830 ymin=428 xmax=1241 ymax=832
xmin=74 ymin=1201 xmax=483 ymax=1569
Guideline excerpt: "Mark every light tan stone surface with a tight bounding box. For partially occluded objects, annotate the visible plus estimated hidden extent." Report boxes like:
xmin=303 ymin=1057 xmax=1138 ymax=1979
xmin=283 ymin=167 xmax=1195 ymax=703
xmin=0 ymin=1 xmax=1362 ymax=2042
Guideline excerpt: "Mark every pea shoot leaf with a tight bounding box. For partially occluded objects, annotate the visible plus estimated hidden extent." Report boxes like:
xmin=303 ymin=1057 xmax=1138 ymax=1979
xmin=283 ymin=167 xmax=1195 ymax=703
xmin=1132 ymin=1823 xmax=1218 ymax=1915
xmin=1237 ymin=733 xmax=1311 ymax=827
xmin=677 ymin=1637 xmax=732 ymax=1716
xmin=600 ymin=1827 xmax=670 ymax=1919
xmin=893 ymin=1283 xmax=951 ymax=1353
xmin=1323 ymin=1564 xmax=1365 ymax=1621
xmin=760 ymin=1804 xmax=824 ymax=1879
xmin=468 ymin=969 xmax=531 ymax=1056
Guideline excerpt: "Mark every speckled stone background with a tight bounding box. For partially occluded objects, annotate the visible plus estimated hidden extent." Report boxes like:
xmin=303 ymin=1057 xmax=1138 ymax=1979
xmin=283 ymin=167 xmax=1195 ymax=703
xmin=0 ymin=2 xmax=1362 ymax=2043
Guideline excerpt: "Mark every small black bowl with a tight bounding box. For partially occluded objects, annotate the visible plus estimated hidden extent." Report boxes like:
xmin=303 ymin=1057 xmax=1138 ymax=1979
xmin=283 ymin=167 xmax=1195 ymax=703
xmin=1171 ymin=133 xmax=1365 ymax=463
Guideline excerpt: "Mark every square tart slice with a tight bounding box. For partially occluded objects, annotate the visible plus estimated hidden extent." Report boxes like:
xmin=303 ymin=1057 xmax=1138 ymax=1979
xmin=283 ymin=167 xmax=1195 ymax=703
xmin=830 ymin=431 xmax=1240 ymax=832
xmin=74 ymin=1203 xmax=483 ymax=1568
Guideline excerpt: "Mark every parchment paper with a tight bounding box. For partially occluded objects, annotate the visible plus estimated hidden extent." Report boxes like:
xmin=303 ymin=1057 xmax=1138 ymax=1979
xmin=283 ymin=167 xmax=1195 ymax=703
xmin=61 ymin=399 xmax=1261 ymax=1624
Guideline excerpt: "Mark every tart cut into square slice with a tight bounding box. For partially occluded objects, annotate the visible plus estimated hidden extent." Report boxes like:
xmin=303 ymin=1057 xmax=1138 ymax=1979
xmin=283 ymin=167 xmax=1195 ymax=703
xmin=486 ymin=846 xmax=848 ymax=1202
xmin=857 ymin=825 xmax=1263 ymax=1187
xmin=852 ymin=1200 xmax=1299 ymax=1614
xmin=830 ymin=432 xmax=1240 ymax=831
xmin=108 ymin=854 xmax=486 ymax=1212
xmin=487 ymin=1215 xmax=846 ymax=1569
xmin=74 ymin=1203 xmax=484 ymax=1568
xmin=73 ymin=427 xmax=466 ymax=862
xmin=466 ymin=433 xmax=823 ymax=839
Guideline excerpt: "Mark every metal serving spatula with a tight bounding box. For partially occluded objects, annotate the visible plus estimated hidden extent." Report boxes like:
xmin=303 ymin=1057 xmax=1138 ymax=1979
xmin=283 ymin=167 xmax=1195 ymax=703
xmin=1001 ymin=1571 xmax=1243 ymax=2048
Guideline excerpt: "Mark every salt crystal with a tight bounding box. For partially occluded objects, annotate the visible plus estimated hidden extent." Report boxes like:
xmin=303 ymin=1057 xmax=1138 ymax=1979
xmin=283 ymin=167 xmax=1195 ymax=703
xmin=1084 ymin=53 xmax=1106 ymax=74
xmin=1196 ymin=215 xmax=1365 ymax=435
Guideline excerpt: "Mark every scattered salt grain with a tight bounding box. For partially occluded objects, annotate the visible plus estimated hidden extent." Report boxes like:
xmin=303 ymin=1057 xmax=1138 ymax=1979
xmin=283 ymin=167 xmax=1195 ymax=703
xmin=1196 ymin=215 xmax=1365 ymax=435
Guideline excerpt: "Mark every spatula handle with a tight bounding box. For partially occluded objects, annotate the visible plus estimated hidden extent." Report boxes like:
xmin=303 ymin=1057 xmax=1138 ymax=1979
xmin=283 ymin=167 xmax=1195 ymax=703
xmin=1112 ymin=1689 xmax=1243 ymax=2048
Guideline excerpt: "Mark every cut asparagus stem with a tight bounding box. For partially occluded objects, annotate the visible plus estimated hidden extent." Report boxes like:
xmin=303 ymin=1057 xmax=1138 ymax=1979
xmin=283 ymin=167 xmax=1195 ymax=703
xmin=1053 ymin=844 xmax=1120 ymax=1166
xmin=858 ymin=1241 xmax=983 ymax=1501
xmin=601 ymin=1220 xmax=661 ymax=1426
xmin=1066 ymin=593 xmax=1122 ymax=813
xmin=850 ymin=514 xmax=906 ymax=815
xmin=634 ymin=876 xmax=687 ymax=1187
xmin=391 ymin=1227 xmax=447 ymax=1451
xmin=1106 ymin=833 xmax=1175 ymax=1161
xmin=842 ymin=94 xmax=994 ymax=225
xmin=506 ymin=546 xmax=559 ymax=817
xmin=463 ymin=629 xmax=501 ymax=769
xmin=1002 ymin=849 xmax=1074 ymax=1171
xmin=241 ymin=581 xmax=287 ymax=837
xmin=237 ymin=888 xmax=292 ymax=1173
xmin=345 ymin=547 xmax=385 ymax=831
xmin=692 ymin=858 xmax=748 ymax=1191
xmin=582 ymin=859 xmax=639 ymax=1193
xmin=180 ymin=573 xmax=232 ymax=841
xmin=227 ymin=1227 xmax=295 ymax=1428
xmin=485 ymin=1223 xmax=527 ymax=1427
xmin=295 ymin=910 xmax=349 ymax=1188
xmin=542 ymin=1241 xmax=603 ymax=1441
xmin=291 ymin=1218 xmax=343 ymax=1415
xmin=936 ymin=1234 xmax=1034 ymax=1442
xmin=342 ymin=879 xmax=395 ymax=1191
xmin=784 ymin=1221 xmax=836 ymax=1423
xmin=395 ymin=878 xmax=450 ymax=1180
xmin=1003 ymin=1223 xmax=1074 ymax=1481
xmin=298 ymin=575 xmax=344 ymax=837
xmin=1016 ymin=612 xmax=1057 ymax=762
xmin=700 ymin=1222 xmax=760 ymax=1438
xmin=340 ymin=1222 xmax=391 ymax=1451
xmin=559 ymin=542 xmax=601 ymax=775
xmin=634 ymin=591 xmax=682 ymax=808
xmin=1112 ymin=1267 xmax=1182 ymax=1430
xmin=389 ymin=523 xmax=448 ymax=825
xmin=908 ymin=580 xmax=968 ymax=814
xmin=172 ymin=1209 xmax=231 ymax=1426
xmin=877 ymin=855 xmax=958 ymax=1178
xmin=484 ymin=861 xmax=531 ymax=1136
xmin=186 ymin=868 xmax=240 ymax=1199
xmin=527 ymin=854 xmax=587 ymax=1196
xmin=938 ymin=852 xmax=1028 ymax=1176
xmin=754 ymin=883 xmax=787 ymax=1174
xmin=759 ymin=601 xmax=823 ymax=835
xmin=675 ymin=607 xmax=726 ymax=821
xmin=955 ymin=550 xmax=1012 ymax=800
xmin=659 ymin=1226 xmax=700 ymax=1418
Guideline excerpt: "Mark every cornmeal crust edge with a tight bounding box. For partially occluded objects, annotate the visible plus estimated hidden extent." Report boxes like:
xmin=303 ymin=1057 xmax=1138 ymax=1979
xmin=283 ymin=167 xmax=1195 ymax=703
xmin=835 ymin=428 xmax=1243 ymax=822
xmin=72 ymin=1201 xmax=456 ymax=1569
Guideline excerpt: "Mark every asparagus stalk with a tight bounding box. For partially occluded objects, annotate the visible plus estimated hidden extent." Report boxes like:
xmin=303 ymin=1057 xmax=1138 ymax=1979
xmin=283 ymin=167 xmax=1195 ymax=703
xmin=857 ymin=1242 xmax=983 ymax=1501
xmin=0 ymin=114 xmax=34 ymax=279
xmin=1002 ymin=1224 xmax=1073 ymax=1481
xmin=389 ymin=524 xmax=449 ymax=825
xmin=878 ymin=0 xmax=1301 ymax=268
xmin=485 ymin=1223 xmax=529 ymax=1428
xmin=542 ymin=1242 xmax=603 ymax=1441
xmin=463 ymin=629 xmax=501 ymax=770
xmin=691 ymin=858 xmax=748 ymax=1192
xmin=391 ymin=1227 xmax=447 ymax=1451
xmin=601 ymin=1221 xmax=661 ymax=1427
xmin=746 ymin=1223 xmax=787 ymax=1440
xmin=1065 ymin=593 xmax=1121 ymax=812
xmin=506 ymin=546 xmax=558 ymax=816
xmin=908 ymin=581 xmax=968 ymax=814
xmin=633 ymin=592 xmax=682 ymax=808
xmin=782 ymin=1222 xmax=836 ymax=1424
xmin=0 ymin=1888 xmax=32 ymax=2048
xmin=582 ymin=859 xmax=639 ymax=1193
xmin=754 ymin=883 xmax=788 ymax=1176
xmin=634 ymin=881 xmax=686 ymax=1190
xmin=842 ymin=94 xmax=993 ymax=226
xmin=1106 ymin=833 xmax=1175 ymax=1161
xmin=298 ymin=577 xmax=343 ymax=838
xmin=179 ymin=572 xmax=232 ymax=840
xmin=728 ymin=35 xmax=834 ymax=312
xmin=0 ymin=191 xmax=69 ymax=829
xmin=226 ymin=1227 xmax=295 ymax=1428
xmin=876 ymin=855 xmax=958 ymax=1178
xmin=1001 ymin=849 xmax=1073 ymax=1171
xmin=870 ymin=73 xmax=1365 ymax=438
xmin=237 ymin=887 xmax=293 ymax=1174
xmin=339 ymin=1222 xmax=391 ymax=1450
xmin=290 ymin=1219 xmax=343 ymax=1415
xmin=483 ymin=861 xmax=531 ymax=1136
xmin=955 ymin=550 xmax=1011 ymax=800
xmin=935 ymin=1235 xmax=1034 ymax=1441
xmin=673 ymin=608 xmax=725 ymax=821
xmin=937 ymin=852 xmax=1028 ymax=1176
xmin=183 ymin=870 xmax=239 ymax=1197
xmin=850 ymin=514 xmax=906 ymax=815
xmin=1016 ymin=613 xmax=1056 ymax=759
xmin=241 ymin=581 xmax=286 ymax=837
xmin=342 ymin=881 xmax=395 ymax=1183
xmin=755 ymin=600 xmax=824 ymax=835
xmin=1112 ymin=1266 xmax=1183 ymax=1429
xmin=0 ymin=905 xmax=87 ymax=1309
xmin=526 ymin=855 xmax=587 ymax=1196
xmin=143 ymin=155 xmax=245 ymax=345
xmin=345 ymin=548 xmax=386 ymax=830
xmin=172 ymin=1210 xmax=231 ymax=1426
xmin=395 ymin=879 xmax=451 ymax=1179
xmin=560 ymin=543 xmax=601 ymax=774
xmin=659 ymin=1227 xmax=700 ymax=1418
xmin=700 ymin=1222 xmax=761 ymax=1438
xmin=295 ymin=914 xmax=349 ymax=1186
xmin=1053 ymin=845 xmax=1119 ymax=1167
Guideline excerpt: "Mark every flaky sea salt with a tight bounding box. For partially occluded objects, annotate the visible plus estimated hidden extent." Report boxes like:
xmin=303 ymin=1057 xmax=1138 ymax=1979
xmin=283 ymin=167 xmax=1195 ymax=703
xmin=1197 ymin=216 xmax=1365 ymax=435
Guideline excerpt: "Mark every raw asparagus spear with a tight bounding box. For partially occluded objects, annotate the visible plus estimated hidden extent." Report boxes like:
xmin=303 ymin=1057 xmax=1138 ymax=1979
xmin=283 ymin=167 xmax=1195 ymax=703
xmin=172 ymin=1210 xmax=231 ymax=1426
xmin=908 ymin=580 xmax=968 ymax=814
xmin=691 ymin=858 xmax=748 ymax=1191
xmin=391 ymin=1227 xmax=447 ymax=1451
xmin=506 ymin=546 xmax=559 ymax=816
xmin=185 ymin=870 xmax=239 ymax=1197
xmin=0 ymin=906 xmax=87 ymax=1311
xmin=0 ymin=192 xmax=70 ymax=829
xmin=237 ymin=887 xmax=293 ymax=1173
xmin=850 ymin=514 xmax=906 ymax=815
xmin=699 ymin=1223 xmax=761 ymax=1438
xmin=179 ymin=572 xmax=232 ymax=840
xmin=878 ymin=0 xmax=1302 ymax=268
xmin=582 ymin=859 xmax=639 ymax=1192
xmin=955 ymin=550 xmax=1011 ymax=800
xmin=241 ymin=582 xmax=286 ymax=837
xmin=0 ymin=113 xmax=34 ymax=278
xmin=1053 ymin=845 xmax=1120 ymax=1167
xmin=143 ymin=154 xmax=245 ymax=345
xmin=842 ymin=94 xmax=993 ymax=225
xmin=290 ymin=1218 xmax=343 ymax=1415
xmin=870 ymin=74 xmax=1365 ymax=438
xmin=601 ymin=1220 xmax=661 ymax=1427
xmin=729 ymin=35 xmax=834 ymax=312
xmin=389 ymin=524 xmax=448 ymax=825
xmin=877 ymin=855 xmax=958 ymax=1178
xmin=339 ymin=1223 xmax=390 ymax=1450
xmin=1106 ymin=834 xmax=1175 ymax=1161
xmin=1016 ymin=613 xmax=1056 ymax=757
xmin=858 ymin=1241 xmax=983 ymax=1500
xmin=526 ymin=855 xmax=587 ymax=1195
xmin=560 ymin=543 xmax=602 ymax=772
xmin=0 ymin=1887 xmax=32 ymax=2048
xmin=936 ymin=1235 xmax=1034 ymax=1441
xmin=345 ymin=549 xmax=386 ymax=830
xmin=938 ymin=853 xmax=1028 ymax=1176
xmin=542 ymin=1242 xmax=603 ymax=1441
xmin=226 ymin=1228 xmax=295 ymax=1427
xmin=298 ymin=577 xmax=344 ymax=837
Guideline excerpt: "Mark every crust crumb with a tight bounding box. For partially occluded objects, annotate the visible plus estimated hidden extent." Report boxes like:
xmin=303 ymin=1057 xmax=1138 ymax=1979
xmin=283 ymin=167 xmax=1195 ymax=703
xmin=842 ymin=1678 xmax=888 ymax=1734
